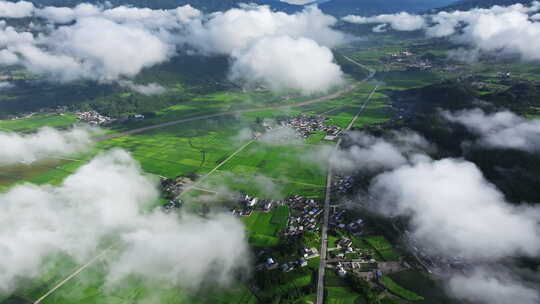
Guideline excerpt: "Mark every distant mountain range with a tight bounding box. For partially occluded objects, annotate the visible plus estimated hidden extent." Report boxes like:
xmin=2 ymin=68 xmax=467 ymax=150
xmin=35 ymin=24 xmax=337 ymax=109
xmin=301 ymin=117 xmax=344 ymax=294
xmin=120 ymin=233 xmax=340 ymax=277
xmin=441 ymin=0 xmax=534 ymax=10
xmin=8 ymin=0 xmax=458 ymax=16
xmin=317 ymin=0 xmax=456 ymax=16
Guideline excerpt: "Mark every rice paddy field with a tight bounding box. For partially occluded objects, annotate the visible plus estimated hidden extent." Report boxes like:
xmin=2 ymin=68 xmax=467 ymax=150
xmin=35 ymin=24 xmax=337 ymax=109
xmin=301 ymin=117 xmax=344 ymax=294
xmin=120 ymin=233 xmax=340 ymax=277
xmin=0 ymin=113 xmax=78 ymax=132
xmin=363 ymin=235 xmax=400 ymax=262
xmin=0 ymin=70 xmax=396 ymax=304
xmin=325 ymin=286 xmax=362 ymax=304
xmin=12 ymin=253 xmax=257 ymax=304
xmin=242 ymin=206 xmax=290 ymax=247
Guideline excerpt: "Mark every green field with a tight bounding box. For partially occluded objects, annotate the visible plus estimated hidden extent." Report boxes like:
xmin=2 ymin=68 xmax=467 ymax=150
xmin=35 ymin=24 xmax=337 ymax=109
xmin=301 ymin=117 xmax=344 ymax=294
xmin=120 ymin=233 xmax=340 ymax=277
xmin=0 ymin=113 xmax=78 ymax=133
xmin=325 ymin=286 xmax=362 ymax=304
xmin=242 ymin=206 xmax=289 ymax=247
xmin=219 ymin=142 xmax=326 ymax=187
xmin=380 ymin=276 xmax=424 ymax=301
xmin=363 ymin=236 xmax=400 ymax=261
xmin=388 ymin=270 xmax=458 ymax=304
xmin=0 ymin=49 xmax=412 ymax=304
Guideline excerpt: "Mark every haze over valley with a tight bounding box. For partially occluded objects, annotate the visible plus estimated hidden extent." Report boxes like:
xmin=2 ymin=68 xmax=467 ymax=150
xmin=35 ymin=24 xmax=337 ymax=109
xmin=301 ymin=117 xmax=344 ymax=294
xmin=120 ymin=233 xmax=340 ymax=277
xmin=1 ymin=0 xmax=540 ymax=304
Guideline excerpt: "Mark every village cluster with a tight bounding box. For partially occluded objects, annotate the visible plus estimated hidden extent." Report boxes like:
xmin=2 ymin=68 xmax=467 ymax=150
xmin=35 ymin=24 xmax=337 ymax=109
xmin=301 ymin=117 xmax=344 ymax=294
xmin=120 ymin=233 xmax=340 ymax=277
xmin=159 ymin=176 xmax=196 ymax=198
xmin=77 ymin=111 xmax=113 ymax=125
xmin=381 ymin=50 xmax=432 ymax=71
xmin=232 ymin=194 xmax=282 ymax=217
xmin=262 ymin=114 xmax=341 ymax=140
xmin=332 ymin=175 xmax=356 ymax=194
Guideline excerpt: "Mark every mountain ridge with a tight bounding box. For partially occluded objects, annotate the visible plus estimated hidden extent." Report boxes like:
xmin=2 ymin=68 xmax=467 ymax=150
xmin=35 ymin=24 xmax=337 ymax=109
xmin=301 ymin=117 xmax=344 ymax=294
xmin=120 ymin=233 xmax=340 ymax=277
xmin=441 ymin=0 xmax=534 ymax=10
xmin=4 ymin=0 xmax=458 ymax=16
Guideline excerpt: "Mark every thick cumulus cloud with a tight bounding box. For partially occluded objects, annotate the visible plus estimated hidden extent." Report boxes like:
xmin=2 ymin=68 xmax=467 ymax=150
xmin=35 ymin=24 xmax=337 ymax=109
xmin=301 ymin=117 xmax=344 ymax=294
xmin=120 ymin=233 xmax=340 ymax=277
xmin=0 ymin=0 xmax=33 ymax=18
xmin=325 ymin=129 xmax=540 ymax=303
xmin=20 ymin=17 xmax=173 ymax=82
xmin=0 ymin=2 xmax=346 ymax=93
xmin=183 ymin=5 xmax=346 ymax=94
xmin=443 ymin=108 xmax=540 ymax=152
xmin=343 ymin=12 xmax=426 ymax=32
xmin=343 ymin=2 xmax=540 ymax=61
xmin=0 ymin=149 xmax=249 ymax=293
xmin=447 ymin=267 xmax=540 ymax=304
xmin=0 ymin=126 xmax=100 ymax=166
xmin=0 ymin=3 xmax=182 ymax=82
xmin=229 ymin=36 xmax=343 ymax=94
xmin=185 ymin=5 xmax=345 ymax=55
xmin=370 ymin=158 xmax=540 ymax=260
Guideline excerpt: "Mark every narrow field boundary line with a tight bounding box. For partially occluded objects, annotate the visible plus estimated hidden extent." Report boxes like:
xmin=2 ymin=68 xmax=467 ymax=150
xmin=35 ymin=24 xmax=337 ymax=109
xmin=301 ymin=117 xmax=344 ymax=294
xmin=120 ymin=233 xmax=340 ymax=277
xmin=34 ymin=247 xmax=112 ymax=304
xmin=178 ymin=140 xmax=255 ymax=197
xmin=345 ymin=85 xmax=380 ymax=131
xmin=211 ymin=169 xmax=327 ymax=189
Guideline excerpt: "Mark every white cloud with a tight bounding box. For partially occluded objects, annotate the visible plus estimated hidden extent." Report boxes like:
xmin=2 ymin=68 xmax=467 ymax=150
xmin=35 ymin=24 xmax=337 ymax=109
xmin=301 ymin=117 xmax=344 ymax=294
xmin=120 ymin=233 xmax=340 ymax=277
xmin=0 ymin=150 xmax=249 ymax=293
xmin=119 ymin=80 xmax=167 ymax=95
xmin=0 ymin=3 xmax=346 ymax=93
xmin=0 ymin=3 xmax=190 ymax=82
xmin=443 ymin=108 xmax=540 ymax=152
xmin=343 ymin=12 xmax=426 ymax=31
xmin=174 ymin=4 xmax=201 ymax=23
xmin=39 ymin=17 xmax=174 ymax=81
xmin=185 ymin=5 xmax=346 ymax=55
xmin=329 ymin=129 xmax=540 ymax=303
xmin=343 ymin=2 xmax=540 ymax=61
xmin=308 ymin=131 xmax=432 ymax=174
xmin=0 ymin=22 xmax=35 ymax=47
xmin=0 ymin=126 xmax=100 ymax=166
xmin=0 ymin=81 xmax=13 ymax=89
xmin=229 ymin=36 xmax=344 ymax=95
xmin=0 ymin=48 xmax=19 ymax=64
xmin=448 ymin=267 xmax=540 ymax=304
xmin=259 ymin=125 xmax=303 ymax=144
xmin=370 ymin=157 xmax=540 ymax=260
xmin=279 ymin=0 xmax=316 ymax=5
xmin=0 ymin=0 xmax=34 ymax=18
xmin=35 ymin=3 xmax=100 ymax=24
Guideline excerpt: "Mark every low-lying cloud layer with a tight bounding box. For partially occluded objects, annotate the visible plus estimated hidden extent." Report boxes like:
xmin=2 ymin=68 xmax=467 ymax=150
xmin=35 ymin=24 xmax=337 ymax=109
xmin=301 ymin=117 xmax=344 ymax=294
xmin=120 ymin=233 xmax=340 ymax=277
xmin=0 ymin=1 xmax=346 ymax=94
xmin=443 ymin=108 xmax=540 ymax=152
xmin=0 ymin=0 xmax=33 ymax=18
xmin=0 ymin=126 xmax=99 ymax=166
xmin=448 ymin=267 xmax=540 ymax=304
xmin=229 ymin=36 xmax=343 ymax=94
xmin=324 ymin=129 xmax=540 ymax=303
xmin=343 ymin=2 xmax=540 ymax=61
xmin=370 ymin=157 xmax=540 ymax=260
xmin=0 ymin=149 xmax=249 ymax=293
xmin=308 ymin=130 xmax=432 ymax=174
xmin=119 ymin=80 xmax=167 ymax=95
